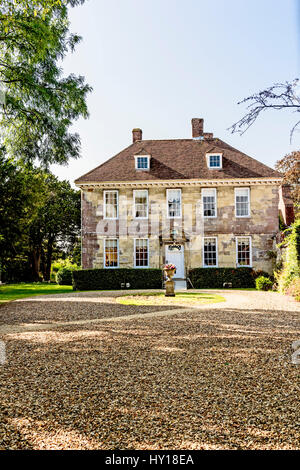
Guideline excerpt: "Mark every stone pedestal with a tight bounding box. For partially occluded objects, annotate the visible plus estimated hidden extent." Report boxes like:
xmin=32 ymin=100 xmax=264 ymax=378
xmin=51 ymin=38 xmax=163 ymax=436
xmin=165 ymin=280 xmax=175 ymax=297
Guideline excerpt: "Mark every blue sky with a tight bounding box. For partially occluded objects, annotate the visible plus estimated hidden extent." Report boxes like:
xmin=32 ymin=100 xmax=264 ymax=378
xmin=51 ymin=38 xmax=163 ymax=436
xmin=51 ymin=0 xmax=299 ymax=186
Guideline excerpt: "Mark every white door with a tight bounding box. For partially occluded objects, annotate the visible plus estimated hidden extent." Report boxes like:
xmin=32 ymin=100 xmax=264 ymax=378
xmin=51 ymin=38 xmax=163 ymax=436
xmin=165 ymin=244 xmax=185 ymax=278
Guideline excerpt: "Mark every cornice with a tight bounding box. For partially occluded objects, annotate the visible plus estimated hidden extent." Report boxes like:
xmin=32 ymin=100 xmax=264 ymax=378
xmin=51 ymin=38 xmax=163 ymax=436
xmin=76 ymin=177 xmax=282 ymax=190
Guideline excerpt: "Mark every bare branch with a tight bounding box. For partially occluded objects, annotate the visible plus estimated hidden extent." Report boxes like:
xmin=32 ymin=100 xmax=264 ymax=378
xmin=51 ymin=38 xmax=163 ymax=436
xmin=229 ymin=79 xmax=300 ymax=140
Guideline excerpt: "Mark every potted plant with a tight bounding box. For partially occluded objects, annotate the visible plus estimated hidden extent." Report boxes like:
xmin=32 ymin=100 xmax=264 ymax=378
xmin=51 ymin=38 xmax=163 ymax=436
xmin=164 ymin=263 xmax=176 ymax=280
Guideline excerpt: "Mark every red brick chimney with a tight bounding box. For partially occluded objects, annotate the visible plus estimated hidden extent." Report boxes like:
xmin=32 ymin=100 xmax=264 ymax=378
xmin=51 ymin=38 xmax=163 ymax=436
xmin=191 ymin=118 xmax=204 ymax=138
xmin=132 ymin=128 xmax=142 ymax=143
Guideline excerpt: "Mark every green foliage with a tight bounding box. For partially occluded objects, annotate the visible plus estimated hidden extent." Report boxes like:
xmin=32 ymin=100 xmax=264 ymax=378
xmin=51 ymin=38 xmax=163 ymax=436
xmin=188 ymin=267 xmax=265 ymax=289
xmin=276 ymin=219 xmax=300 ymax=293
xmin=56 ymin=265 xmax=78 ymax=285
xmin=73 ymin=269 xmax=163 ymax=291
xmin=0 ymin=0 xmax=91 ymax=165
xmin=255 ymin=276 xmax=273 ymax=291
xmin=0 ymin=154 xmax=81 ymax=282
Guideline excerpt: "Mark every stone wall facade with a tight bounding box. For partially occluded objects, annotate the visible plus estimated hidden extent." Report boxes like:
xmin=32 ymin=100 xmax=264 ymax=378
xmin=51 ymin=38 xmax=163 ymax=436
xmin=81 ymin=183 xmax=280 ymax=274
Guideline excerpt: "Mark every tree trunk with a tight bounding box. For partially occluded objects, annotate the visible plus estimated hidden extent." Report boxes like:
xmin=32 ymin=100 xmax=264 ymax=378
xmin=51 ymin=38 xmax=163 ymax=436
xmin=44 ymin=239 xmax=53 ymax=282
xmin=31 ymin=247 xmax=41 ymax=281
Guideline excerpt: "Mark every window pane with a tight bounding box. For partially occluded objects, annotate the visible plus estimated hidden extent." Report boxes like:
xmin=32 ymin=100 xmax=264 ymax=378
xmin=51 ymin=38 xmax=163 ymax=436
xmin=135 ymin=239 xmax=148 ymax=267
xmin=237 ymin=237 xmax=250 ymax=266
xmin=209 ymin=155 xmax=220 ymax=167
xmin=137 ymin=157 xmax=149 ymax=169
xmin=105 ymin=191 xmax=118 ymax=218
xmin=105 ymin=239 xmax=118 ymax=267
xmin=203 ymin=238 xmax=217 ymax=266
xmin=168 ymin=189 xmax=181 ymax=217
xmin=134 ymin=190 xmax=148 ymax=218
xmin=235 ymin=189 xmax=249 ymax=216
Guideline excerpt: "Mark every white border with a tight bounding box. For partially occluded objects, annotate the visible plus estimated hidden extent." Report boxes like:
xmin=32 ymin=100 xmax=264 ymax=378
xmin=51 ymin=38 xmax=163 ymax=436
xmin=202 ymin=188 xmax=217 ymax=218
xmin=166 ymin=188 xmax=182 ymax=219
xmin=134 ymin=238 xmax=149 ymax=268
xmin=202 ymin=236 xmax=218 ymax=267
xmin=103 ymin=190 xmax=119 ymax=220
xmin=103 ymin=238 xmax=119 ymax=269
xmin=236 ymin=236 xmax=252 ymax=267
xmin=206 ymin=153 xmax=223 ymax=169
xmin=133 ymin=189 xmax=149 ymax=219
xmin=134 ymin=155 xmax=150 ymax=171
xmin=235 ymin=187 xmax=250 ymax=218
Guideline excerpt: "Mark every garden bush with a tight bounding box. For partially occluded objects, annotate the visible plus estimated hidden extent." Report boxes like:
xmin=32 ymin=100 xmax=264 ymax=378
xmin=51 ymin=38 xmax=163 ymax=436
xmin=56 ymin=266 xmax=79 ymax=286
xmin=72 ymin=268 xmax=163 ymax=291
xmin=188 ymin=267 xmax=259 ymax=289
xmin=255 ymin=276 xmax=273 ymax=291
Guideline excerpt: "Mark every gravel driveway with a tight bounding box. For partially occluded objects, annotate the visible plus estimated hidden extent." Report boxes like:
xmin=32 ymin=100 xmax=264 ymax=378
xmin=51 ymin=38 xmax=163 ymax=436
xmin=0 ymin=290 xmax=299 ymax=450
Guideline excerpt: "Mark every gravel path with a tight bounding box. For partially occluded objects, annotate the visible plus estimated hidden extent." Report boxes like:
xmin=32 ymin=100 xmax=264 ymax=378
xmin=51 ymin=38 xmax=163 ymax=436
xmin=0 ymin=290 xmax=299 ymax=450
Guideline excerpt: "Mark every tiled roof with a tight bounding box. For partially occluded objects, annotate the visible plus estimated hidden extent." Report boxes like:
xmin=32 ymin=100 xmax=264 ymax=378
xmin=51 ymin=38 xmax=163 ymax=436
xmin=75 ymin=137 xmax=282 ymax=184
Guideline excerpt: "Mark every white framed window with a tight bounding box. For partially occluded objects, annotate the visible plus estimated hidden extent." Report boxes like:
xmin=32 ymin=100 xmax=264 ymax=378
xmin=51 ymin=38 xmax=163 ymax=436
xmin=135 ymin=155 xmax=150 ymax=170
xmin=203 ymin=237 xmax=218 ymax=267
xmin=103 ymin=190 xmax=118 ymax=219
xmin=134 ymin=238 xmax=149 ymax=268
xmin=206 ymin=153 xmax=222 ymax=169
xmin=133 ymin=190 xmax=148 ymax=219
xmin=167 ymin=189 xmax=181 ymax=218
xmin=104 ymin=239 xmax=119 ymax=268
xmin=202 ymin=188 xmax=217 ymax=218
xmin=236 ymin=236 xmax=252 ymax=267
xmin=235 ymin=188 xmax=250 ymax=217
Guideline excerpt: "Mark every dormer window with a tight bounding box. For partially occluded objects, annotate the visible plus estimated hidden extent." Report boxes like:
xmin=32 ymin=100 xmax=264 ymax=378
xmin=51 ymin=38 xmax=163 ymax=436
xmin=135 ymin=155 xmax=150 ymax=170
xmin=206 ymin=153 xmax=222 ymax=169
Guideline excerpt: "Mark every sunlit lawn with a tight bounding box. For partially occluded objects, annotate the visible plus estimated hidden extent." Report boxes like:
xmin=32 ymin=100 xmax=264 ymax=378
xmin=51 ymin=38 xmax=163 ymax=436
xmin=0 ymin=283 xmax=73 ymax=303
xmin=117 ymin=291 xmax=225 ymax=306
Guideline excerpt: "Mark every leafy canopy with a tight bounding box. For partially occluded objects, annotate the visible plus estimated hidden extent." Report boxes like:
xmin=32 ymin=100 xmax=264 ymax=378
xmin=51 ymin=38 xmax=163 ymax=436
xmin=0 ymin=0 xmax=91 ymax=166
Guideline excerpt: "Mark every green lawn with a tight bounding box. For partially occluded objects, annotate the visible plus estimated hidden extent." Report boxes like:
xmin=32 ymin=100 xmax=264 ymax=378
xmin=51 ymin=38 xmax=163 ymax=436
xmin=117 ymin=291 xmax=225 ymax=306
xmin=0 ymin=283 xmax=73 ymax=303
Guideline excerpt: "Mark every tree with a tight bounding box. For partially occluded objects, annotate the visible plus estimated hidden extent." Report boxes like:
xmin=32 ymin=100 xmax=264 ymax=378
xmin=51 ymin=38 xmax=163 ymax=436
xmin=0 ymin=153 xmax=81 ymax=281
xmin=28 ymin=174 xmax=81 ymax=280
xmin=0 ymin=0 xmax=92 ymax=166
xmin=230 ymin=79 xmax=300 ymax=141
xmin=275 ymin=150 xmax=300 ymax=217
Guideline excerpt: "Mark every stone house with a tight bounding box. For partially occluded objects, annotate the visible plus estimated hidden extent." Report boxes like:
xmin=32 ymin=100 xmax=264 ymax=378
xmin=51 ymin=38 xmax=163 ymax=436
xmin=75 ymin=118 xmax=293 ymax=287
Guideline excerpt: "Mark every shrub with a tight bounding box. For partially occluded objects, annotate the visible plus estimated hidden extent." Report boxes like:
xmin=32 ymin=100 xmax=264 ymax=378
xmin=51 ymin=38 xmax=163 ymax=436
xmin=276 ymin=220 xmax=300 ymax=293
xmin=255 ymin=276 xmax=273 ymax=291
xmin=72 ymin=268 xmax=163 ymax=291
xmin=188 ymin=267 xmax=257 ymax=289
xmin=56 ymin=266 xmax=79 ymax=286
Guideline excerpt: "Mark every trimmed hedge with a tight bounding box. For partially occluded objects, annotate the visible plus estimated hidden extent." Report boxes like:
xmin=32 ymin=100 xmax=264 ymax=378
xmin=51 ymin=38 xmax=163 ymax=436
xmin=188 ymin=267 xmax=260 ymax=289
xmin=72 ymin=268 xmax=163 ymax=291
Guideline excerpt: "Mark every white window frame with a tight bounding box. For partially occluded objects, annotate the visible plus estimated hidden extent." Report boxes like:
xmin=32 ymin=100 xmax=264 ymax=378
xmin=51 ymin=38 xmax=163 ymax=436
xmin=236 ymin=236 xmax=252 ymax=268
xmin=135 ymin=155 xmax=150 ymax=171
xmin=103 ymin=238 xmax=119 ymax=269
xmin=202 ymin=188 xmax=217 ymax=218
xmin=235 ymin=187 xmax=250 ymax=218
xmin=103 ymin=190 xmax=119 ymax=220
xmin=166 ymin=188 xmax=182 ymax=219
xmin=206 ymin=153 xmax=222 ymax=169
xmin=202 ymin=236 xmax=218 ymax=267
xmin=133 ymin=189 xmax=149 ymax=219
xmin=134 ymin=238 xmax=149 ymax=268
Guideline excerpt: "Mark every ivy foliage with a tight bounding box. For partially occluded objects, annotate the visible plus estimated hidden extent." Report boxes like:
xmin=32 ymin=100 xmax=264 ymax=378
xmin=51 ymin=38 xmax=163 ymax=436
xmin=276 ymin=219 xmax=300 ymax=293
xmin=0 ymin=0 xmax=91 ymax=165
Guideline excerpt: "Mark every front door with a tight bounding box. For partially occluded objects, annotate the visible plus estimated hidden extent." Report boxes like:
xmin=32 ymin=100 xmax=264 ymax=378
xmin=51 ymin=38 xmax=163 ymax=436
xmin=165 ymin=244 xmax=185 ymax=278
